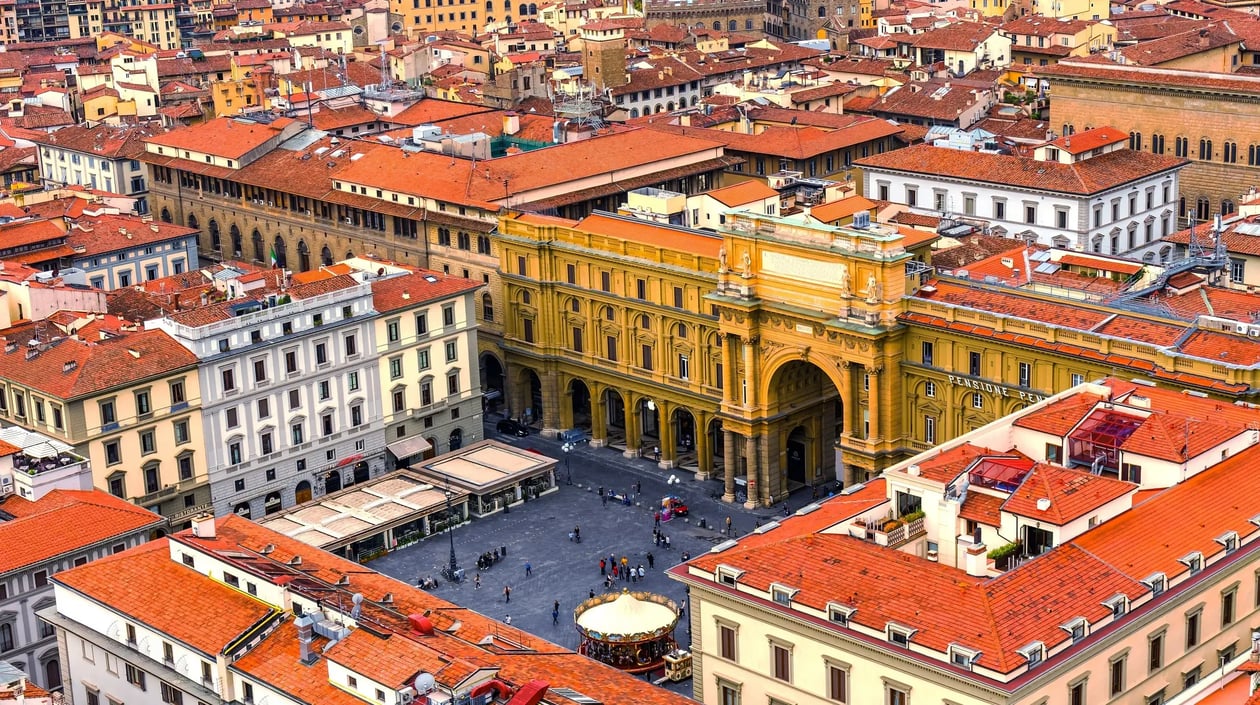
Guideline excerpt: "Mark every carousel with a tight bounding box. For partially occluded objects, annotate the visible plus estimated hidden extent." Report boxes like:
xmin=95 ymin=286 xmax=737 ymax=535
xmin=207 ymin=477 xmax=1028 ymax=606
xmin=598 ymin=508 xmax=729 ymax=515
xmin=573 ymin=589 xmax=680 ymax=673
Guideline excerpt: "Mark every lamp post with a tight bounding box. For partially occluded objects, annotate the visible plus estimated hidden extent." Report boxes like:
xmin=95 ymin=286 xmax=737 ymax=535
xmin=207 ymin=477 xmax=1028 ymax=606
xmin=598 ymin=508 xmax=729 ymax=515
xmin=440 ymin=472 xmax=460 ymax=582
xmin=562 ymin=442 xmax=574 ymax=485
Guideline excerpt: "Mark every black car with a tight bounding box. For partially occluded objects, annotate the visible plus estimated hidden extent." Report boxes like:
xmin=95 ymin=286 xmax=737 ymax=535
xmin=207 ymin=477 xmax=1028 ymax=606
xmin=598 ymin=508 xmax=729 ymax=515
xmin=496 ymin=419 xmax=530 ymax=437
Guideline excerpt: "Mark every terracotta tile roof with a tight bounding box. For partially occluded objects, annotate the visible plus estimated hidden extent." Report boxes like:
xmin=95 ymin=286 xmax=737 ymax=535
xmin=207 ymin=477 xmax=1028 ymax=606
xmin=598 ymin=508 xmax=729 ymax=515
xmin=808 ymin=195 xmax=876 ymax=224
xmin=704 ymin=179 xmax=777 ymax=207
xmin=902 ymin=443 xmax=1012 ymax=483
xmin=868 ymin=81 xmax=991 ymax=122
xmin=67 ymin=215 xmax=197 ymax=255
xmin=857 ymin=143 xmax=1187 ymax=196
xmin=55 ymin=539 xmax=278 ymax=653
xmin=169 ymin=515 xmax=698 ymax=705
xmin=911 ymin=22 xmax=998 ymax=51
xmin=1118 ymin=23 xmax=1241 ymax=65
xmin=959 ymin=491 xmax=1004 ymax=526
xmin=23 ymin=124 xmax=155 ymax=160
xmin=229 ymin=621 xmax=364 ymax=705
xmin=1040 ymin=58 xmax=1260 ymax=95
xmin=643 ymin=116 xmax=902 ymax=160
xmin=1001 ymin=15 xmax=1095 ymax=36
xmin=1048 ymin=126 xmax=1128 ymax=155
xmin=169 ymin=273 xmax=358 ymax=327
xmin=370 ymin=270 xmax=481 ymax=313
xmin=0 ymin=326 xmax=197 ymax=399
xmin=1119 ymin=412 xmax=1244 ymax=461
xmin=1092 ymin=315 xmax=1187 ymax=346
xmin=0 ymin=218 xmax=66 ymax=249
xmin=574 ymin=212 xmax=722 ymax=259
xmin=1012 ymin=394 xmax=1104 ymax=435
xmin=1178 ymin=329 xmax=1260 ymax=365
xmin=1166 ymin=214 xmax=1260 ymax=256
xmin=0 ymin=490 xmax=163 ymax=575
xmin=1001 ymin=463 xmax=1136 ymax=524
xmin=1156 ymin=284 xmax=1260 ymax=321
xmin=146 ymin=116 xmax=297 ymax=160
xmin=916 ymin=280 xmax=1112 ymax=329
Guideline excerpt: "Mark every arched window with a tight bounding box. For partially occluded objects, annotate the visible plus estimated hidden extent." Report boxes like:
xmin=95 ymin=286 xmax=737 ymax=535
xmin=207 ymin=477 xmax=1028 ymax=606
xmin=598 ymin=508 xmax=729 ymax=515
xmin=1223 ymin=141 xmax=1238 ymax=164
xmin=629 ymin=108 xmax=639 ymax=118
xmin=1223 ymin=199 xmax=1236 ymax=216
xmin=818 ymin=5 xmax=826 ymax=15
xmin=482 ymin=292 xmax=494 ymax=321
xmin=1250 ymin=144 xmax=1260 ymax=167
xmin=477 ymin=234 xmax=491 ymax=254
xmin=272 ymin=236 xmax=287 ymax=268
xmin=1151 ymin=133 xmax=1165 ymax=155
xmin=1175 ymin=136 xmax=1189 ymax=158
xmin=297 ymin=240 xmax=311 ymax=272
xmin=230 ymin=225 xmax=243 ymax=257
xmin=603 ymin=305 xmax=615 ymax=321
xmin=729 ymin=19 xmax=737 ymax=30
xmin=528 ymin=2 xmax=536 ymax=12
xmin=1196 ymin=197 xmax=1211 ymax=222
xmin=675 ymin=322 xmax=689 ymax=338
xmin=521 ymin=290 xmax=531 ymax=305
xmin=42 ymin=657 xmax=60 ymax=691
xmin=1199 ymin=138 xmax=1213 ymax=160
xmin=0 ymin=623 xmax=13 ymax=652
xmin=321 ymin=245 xmax=333 ymax=266
xmin=518 ymin=3 xmax=526 ymax=15
xmin=503 ymin=0 xmax=510 ymax=9
xmin=569 ymin=298 xmax=580 ymax=313
xmin=159 ymin=207 xmax=172 ymax=223
xmin=345 ymin=251 xmax=354 ymax=260
xmin=208 ymin=219 xmax=221 ymax=251
xmin=1128 ymin=131 xmax=1141 ymax=151
xmin=449 ymin=428 xmax=464 ymax=450
xmin=187 ymin=213 xmax=198 ymax=231
xmin=712 ymin=20 xmax=720 ymax=29
xmin=251 ymin=230 xmax=265 ymax=263
xmin=485 ymin=0 xmax=492 ymax=10
xmin=746 ymin=18 xmax=753 ymax=29
xmin=639 ymin=314 xmax=651 ymax=329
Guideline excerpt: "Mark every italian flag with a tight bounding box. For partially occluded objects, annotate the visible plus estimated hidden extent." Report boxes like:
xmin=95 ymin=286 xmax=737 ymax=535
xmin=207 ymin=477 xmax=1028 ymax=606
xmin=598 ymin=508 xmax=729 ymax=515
xmin=269 ymin=246 xmax=278 ymax=267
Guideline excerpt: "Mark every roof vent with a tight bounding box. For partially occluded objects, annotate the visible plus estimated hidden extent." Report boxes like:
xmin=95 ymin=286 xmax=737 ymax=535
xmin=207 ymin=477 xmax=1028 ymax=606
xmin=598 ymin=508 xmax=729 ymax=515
xmin=337 ymin=574 xmax=351 ymax=586
xmin=191 ymin=514 xmax=216 ymax=539
xmin=1036 ymin=498 xmax=1051 ymax=512
xmin=260 ymin=543 xmax=274 ymax=554
xmin=408 ymin=614 xmax=435 ymax=636
xmin=907 ymin=464 xmax=921 ymax=476
xmin=62 ymin=360 xmax=77 ymax=373
xmin=289 ymin=555 xmax=303 ymax=566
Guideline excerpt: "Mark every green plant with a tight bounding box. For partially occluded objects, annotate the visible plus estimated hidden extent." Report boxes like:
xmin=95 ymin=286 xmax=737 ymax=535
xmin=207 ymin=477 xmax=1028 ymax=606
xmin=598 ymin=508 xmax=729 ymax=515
xmin=987 ymin=542 xmax=1019 ymax=560
xmin=902 ymin=509 xmax=925 ymax=523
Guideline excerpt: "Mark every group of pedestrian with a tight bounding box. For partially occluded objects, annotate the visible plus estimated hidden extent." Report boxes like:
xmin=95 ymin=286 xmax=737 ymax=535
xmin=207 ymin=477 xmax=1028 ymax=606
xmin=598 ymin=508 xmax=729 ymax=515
xmin=599 ymin=552 xmax=649 ymax=589
xmin=652 ymin=528 xmax=671 ymax=549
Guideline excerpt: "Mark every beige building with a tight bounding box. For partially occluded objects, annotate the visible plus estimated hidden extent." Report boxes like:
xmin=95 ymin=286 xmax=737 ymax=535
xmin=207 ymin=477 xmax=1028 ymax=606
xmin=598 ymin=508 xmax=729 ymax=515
xmin=0 ymin=321 xmax=207 ymax=524
xmin=673 ymin=378 xmax=1260 ymax=705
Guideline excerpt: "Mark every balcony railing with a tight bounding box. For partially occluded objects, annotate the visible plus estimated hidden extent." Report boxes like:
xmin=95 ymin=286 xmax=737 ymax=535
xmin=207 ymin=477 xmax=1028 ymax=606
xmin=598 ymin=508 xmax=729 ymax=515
xmin=858 ymin=515 xmax=926 ymax=549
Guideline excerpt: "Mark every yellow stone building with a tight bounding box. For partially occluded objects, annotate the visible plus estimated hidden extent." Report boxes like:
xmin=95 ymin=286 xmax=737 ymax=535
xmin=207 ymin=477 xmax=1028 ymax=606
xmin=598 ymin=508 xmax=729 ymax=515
xmin=497 ymin=207 xmax=936 ymax=505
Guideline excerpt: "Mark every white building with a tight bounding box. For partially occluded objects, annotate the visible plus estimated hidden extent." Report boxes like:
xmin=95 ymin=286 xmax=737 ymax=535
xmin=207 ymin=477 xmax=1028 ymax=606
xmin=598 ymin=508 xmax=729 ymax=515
xmin=41 ymin=514 xmax=696 ymax=705
xmin=0 ymin=489 xmax=162 ymax=693
xmin=148 ymin=267 xmax=384 ymax=518
xmin=856 ymin=126 xmax=1189 ymax=259
xmin=30 ymin=125 xmax=161 ymax=214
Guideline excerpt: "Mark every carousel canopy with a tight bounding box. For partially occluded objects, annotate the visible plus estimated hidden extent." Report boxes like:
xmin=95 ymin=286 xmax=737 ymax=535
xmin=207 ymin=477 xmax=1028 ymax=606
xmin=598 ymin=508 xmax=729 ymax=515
xmin=576 ymin=591 xmax=677 ymax=636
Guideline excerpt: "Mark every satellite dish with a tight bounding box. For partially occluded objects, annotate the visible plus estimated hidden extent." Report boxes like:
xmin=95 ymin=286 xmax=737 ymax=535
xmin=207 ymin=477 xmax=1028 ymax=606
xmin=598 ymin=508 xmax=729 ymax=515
xmin=414 ymin=673 xmax=436 ymax=694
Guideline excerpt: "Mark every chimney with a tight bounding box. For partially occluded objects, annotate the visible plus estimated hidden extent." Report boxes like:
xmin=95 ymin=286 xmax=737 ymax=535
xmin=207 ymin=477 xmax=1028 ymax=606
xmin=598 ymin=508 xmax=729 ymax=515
xmin=964 ymin=542 xmax=988 ymax=577
xmin=191 ymin=514 xmax=216 ymax=539
xmin=296 ymin=614 xmax=318 ymax=665
xmin=502 ymin=111 xmax=520 ymax=136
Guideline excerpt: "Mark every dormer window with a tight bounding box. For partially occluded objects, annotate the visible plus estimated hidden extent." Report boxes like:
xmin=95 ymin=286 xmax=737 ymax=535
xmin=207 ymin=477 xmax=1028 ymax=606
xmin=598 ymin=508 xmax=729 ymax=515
xmin=1061 ymin=617 xmax=1087 ymax=644
xmin=886 ymin=623 xmax=915 ymax=647
xmin=1143 ymin=573 xmax=1166 ymax=596
xmin=1180 ymin=551 xmax=1203 ymax=576
xmin=826 ymin=603 xmax=855 ymax=626
xmin=1104 ymin=594 xmax=1128 ymax=619
xmin=1217 ymin=532 xmax=1239 ymax=555
xmin=769 ymin=583 xmax=798 ymax=606
xmin=948 ymin=644 xmax=979 ymax=671
xmin=1018 ymin=641 xmax=1045 ymax=669
xmin=716 ymin=565 xmax=744 ymax=586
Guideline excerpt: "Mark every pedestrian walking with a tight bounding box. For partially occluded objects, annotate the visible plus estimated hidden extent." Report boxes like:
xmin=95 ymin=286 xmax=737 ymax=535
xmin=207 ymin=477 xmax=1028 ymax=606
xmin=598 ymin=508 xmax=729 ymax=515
xmin=621 ymin=555 xmax=629 ymax=574
xmin=574 ymin=525 xmax=581 ymax=542
xmin=598 ymin=486 xmax=604 ymax=498
xmin=612 ymin=563 xmax=619 ymax=579
xmin=474 ymin=573 xmax=481 ymax=589
xmin=525 ymin=562 xmax=532 ymax=578
xmin=601 ymin=494 xmax=608 ymax=507
xmin=647 ymin=552 xmax=655 ymax=569
xmin=636 ymin=480 xmax=642 ymax=494
xmin=600 ymin=558 xmax=606 ymax=575
xmin=638 ymin=565 xmax=645 ymax=581
xmin=664 ymin=535 xmax=671 ymax=549
xmin=653 ymin=510 xmax=661 ymax=528
xmin=725 ymin=515 xmax=733 ymax=536
xmin=504 ymin=585 xmax=512 ymax=603
xmin=590 ymin=589 xmax=596 ymax=599
xmin=552 ymin=600 xmax=560 ymax=625
xmin=630 ymin=568 xmax=637 ymax=583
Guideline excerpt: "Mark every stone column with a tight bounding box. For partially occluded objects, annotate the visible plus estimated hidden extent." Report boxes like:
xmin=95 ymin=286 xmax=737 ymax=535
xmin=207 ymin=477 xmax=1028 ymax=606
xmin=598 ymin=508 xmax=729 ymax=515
xmin=657 ymin=403 xmax=676 ymax=469
xmin=622 ymin=395 xmax=641 ymax=459
xmin=742 ymin=336 xmax=758 ymax=409
xmin=590 ymin=387 xmax=608 ymax=448
xmin=868 ymin=364 xmax=882 ymax=441
xmin=744 ymin=434 xmax=760 ymax=509
xmin=557 ymin=378 xmax=575 ymax=432
xmin=540 ymin=369 xmax=562 ymax=438
xmin=695 ymin=415 xmax=713 ymax=481
xmin=722 ymin=429 xmax=738 ymax=502
xmin=724 ymin=334 xmax=740 ymax=405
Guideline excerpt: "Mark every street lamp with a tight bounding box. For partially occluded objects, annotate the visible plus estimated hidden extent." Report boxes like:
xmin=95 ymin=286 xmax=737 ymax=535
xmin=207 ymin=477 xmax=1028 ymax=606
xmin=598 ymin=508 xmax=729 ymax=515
xmin=440 ymin=474 xmax=461 ymax=583
xmin=562 ymin=442 xmax=574 ymax=485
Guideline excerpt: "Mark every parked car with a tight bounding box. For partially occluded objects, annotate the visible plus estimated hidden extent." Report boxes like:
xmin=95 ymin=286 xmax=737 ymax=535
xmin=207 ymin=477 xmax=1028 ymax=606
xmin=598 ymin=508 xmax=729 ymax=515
xmin=558 ymin=428 xmax=591 ymax=444
xmin=496 ymin=419 xmax=530 ymax=437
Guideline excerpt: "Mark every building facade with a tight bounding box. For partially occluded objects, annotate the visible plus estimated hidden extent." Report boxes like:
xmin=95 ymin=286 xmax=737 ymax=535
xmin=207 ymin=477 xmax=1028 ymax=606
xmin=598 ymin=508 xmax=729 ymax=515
xmin=72 ymin=214 xmax=201 ymax=290
xmin=1043 ymin=60 xmax=1260 ymax=227
xmin=671 ymin=379 xmax=1260 ymax=705
xmin=856 ymin=127 xmax=1188 ymax=258
xmin=32 ymin=125 xmax=157 ymax=214
xmin=497 ymin=207 xmax=931 ymax=502
xmin=0 ymin=490 xmax=163 ymax=692
xmin=0 ymin=324 xmax=208 ymax=526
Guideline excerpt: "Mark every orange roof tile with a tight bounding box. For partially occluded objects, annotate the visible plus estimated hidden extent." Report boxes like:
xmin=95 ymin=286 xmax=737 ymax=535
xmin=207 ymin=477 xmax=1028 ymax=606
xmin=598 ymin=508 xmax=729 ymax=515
xmin=1001 ymin=463 xmax=1136 ymax=525
xmin=146 ymin=116 xmax=295 ymax=160
xmin=0 ymin=490 xmax=163 ymax=575
xmin=370 ymin=271 xmax=481 ymax=313
xmin=0 ymin=328 xmax=197 ymax=400
xmin=858 ymin=143 xmax=1186 ymax=196
xmin=1012 ymin=394 xmax=1104 ymax=435
xmin=1048 ymin=126 xmax=1127 ymax=155
xmin=808 ymin=196 xmax=875 ymax=224
xmin=1178 ymin=330 xmax=1260 ymax=366
xmin=575 ymin=212 xmax=722 ymax=260
xmin=1120 ymin=412 xmax=1243 ymax=462
xmin=959 ymin=491 xmax=1004 ymax=526
xmin=57 ymin=539 xmax=278 ymax=653
xmin=704 ymin=179 xmax=777 ymax=207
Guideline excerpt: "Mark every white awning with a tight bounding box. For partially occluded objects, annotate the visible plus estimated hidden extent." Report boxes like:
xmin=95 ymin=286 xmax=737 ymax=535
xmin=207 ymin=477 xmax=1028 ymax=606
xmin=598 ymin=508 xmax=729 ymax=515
xmin=387 ymin=436 xmax=433 ymax=460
